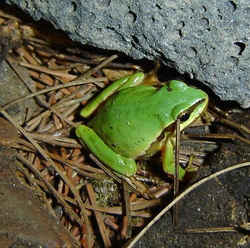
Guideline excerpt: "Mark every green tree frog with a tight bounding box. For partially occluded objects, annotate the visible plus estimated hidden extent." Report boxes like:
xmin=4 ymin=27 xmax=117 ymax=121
xmin=76 ymin=72 xmax=208 ymax=180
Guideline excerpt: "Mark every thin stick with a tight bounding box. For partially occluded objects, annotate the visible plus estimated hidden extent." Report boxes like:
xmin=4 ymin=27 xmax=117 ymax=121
xmin=89 ymin=154 xmax=122 ymax=184
xmin=81 ymin=54 xmax=118 ymax=79
xmin=1 ymin=110 xmax=92 ymax=246
xmin=86 ymin=183 xmax=112 ymax=247
xmin=16 ymin=154 xmax=82 ymax=226
xmin=7 ymin=56 xmax=49 ymax=109
xmin=121 ymin=181 xmax=132 ymax=239
xmin=58 ymin=55 xmax=118 ymax=105
xmin=216 ymin=113 xmax=250 ymax=134
xmin=173 ymin=118 xmax=180 ymax=226
xmin=0 ymin=77 xmax=105 ymax=112
xmin=84 ymin=205 xmax=151 ymax=218
xmin=35 ymin=47 xmax=140 ymax=70
xmin=7 ymin=57 xmax=79 ymax=128
xmin=45 ymin=159 xmax=93 ymax=245
xmin=187 ymin=133 xmax=250 ymax=145
xmin=29 ymin=133 xmax=82 ymax=148
xmin=125 ymin=161 xmax=250 ymax=248
xmin=185 ymin=226 xmax=238 ymax=233
xmin=49 ymin=152 xmax=107 ymax=180
xmin=0 ymin=10 xmax=21 ymax=21
xmin=1 ymin=109 xmax=53 ymax=163
xmin=20 ymin=62 xmax=77 ymax=80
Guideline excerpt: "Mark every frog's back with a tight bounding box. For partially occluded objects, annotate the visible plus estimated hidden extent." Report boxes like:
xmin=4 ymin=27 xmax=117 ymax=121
xmin=88 ymin=85 xmax=174 ymax=158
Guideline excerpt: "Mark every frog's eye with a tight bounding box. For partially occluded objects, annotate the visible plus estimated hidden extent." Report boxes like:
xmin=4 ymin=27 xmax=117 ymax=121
xmin=179 ymin=112 xmax=190 ymax=122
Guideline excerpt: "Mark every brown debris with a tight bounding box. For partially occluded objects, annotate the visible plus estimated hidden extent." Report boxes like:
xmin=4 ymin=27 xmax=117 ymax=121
xmin=0 ymin=147 xmax=80 ymax=248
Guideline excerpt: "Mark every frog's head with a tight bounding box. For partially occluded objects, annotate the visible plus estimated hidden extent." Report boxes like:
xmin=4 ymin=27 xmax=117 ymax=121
xmin=168 ymin=80 xmax=208 ymax=131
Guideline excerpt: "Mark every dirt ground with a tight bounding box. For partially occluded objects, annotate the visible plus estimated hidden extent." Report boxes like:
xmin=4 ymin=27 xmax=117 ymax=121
xmin=135 ymin=109 xmax=250 ymax=248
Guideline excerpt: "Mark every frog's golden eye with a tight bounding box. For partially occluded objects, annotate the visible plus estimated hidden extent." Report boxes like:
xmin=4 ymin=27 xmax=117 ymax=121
xmin=179 ymin=112 xmax=190 ymax=122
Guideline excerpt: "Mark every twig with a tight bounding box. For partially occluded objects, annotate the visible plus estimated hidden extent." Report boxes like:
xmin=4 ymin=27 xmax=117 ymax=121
xmin=82 ymin=54 xmax=118 ymax=78
xmin=29 ymin=132 xmax=82 ymax=148
xmin=1 ymin=109 xmax=53 ymax=163
xmin=35 ymin=47 xmax=141 ymax=70
xmin=86 ymin=183 xmax=112 ymax=247
xmin=130 ymin=199 xmax=161 ymax=211
xmin=0 ymin=9 xmax=21 ymax=21
xmin=185 ymin=226 xmax=238 ymax=233
xmin=187 ymin=133 xmax=250 ymax=145
xmin=84 ymin=204 xmax=151 ymax=218
xmin=125 ymin=161 xmax=250 ymax=248
xmin=152 ymin=184 xmax=171 ymax=199
xmin=173 ymin=118 xmax=180 ymax=226
xmin=7 ymin=56 xmax=79 ymax=128
xmin=48 ymin=159 xmax=94 ymax=248
xmin=121 ymin=181 xmax=132 ymax=239
xmin=58 ymin=55 xmax=117 ymax=105
xmin=7 ymin=56 xmax=49 ymax=109
xmin=20 ymin=61 xmax=77 ymax=80
xmin=216 ymin=113 xmax=250 ymax=134
xmin=1 ymin=110 xmax=93 ymax=245
xmin=1 ymin=77 xmax=105 ymax=112
xmin=49 ymin=152 xmax=107 ymax=180
xmin=16 ymin=153 xmax=82 ymax=226
xmin=89 ymin=154 xmax=122 ymax=184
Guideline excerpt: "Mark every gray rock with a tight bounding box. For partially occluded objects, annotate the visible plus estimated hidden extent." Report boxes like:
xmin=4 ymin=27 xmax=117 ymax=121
xmin=5 ymin=0 xmax=250 ymax=107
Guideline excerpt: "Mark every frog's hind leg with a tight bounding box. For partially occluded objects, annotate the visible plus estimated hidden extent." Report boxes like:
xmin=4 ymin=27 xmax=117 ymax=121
xmin=76 ymin=125 xmax=137 ymax=177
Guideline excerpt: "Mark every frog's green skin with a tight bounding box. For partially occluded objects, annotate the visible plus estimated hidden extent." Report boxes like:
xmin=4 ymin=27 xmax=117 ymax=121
xmin=76 ymin=72 xmax=208 ymax=179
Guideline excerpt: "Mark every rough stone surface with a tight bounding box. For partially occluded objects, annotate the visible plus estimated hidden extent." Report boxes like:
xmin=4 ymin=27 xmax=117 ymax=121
xmin=5 ymin=0 xmax=250 ymax=107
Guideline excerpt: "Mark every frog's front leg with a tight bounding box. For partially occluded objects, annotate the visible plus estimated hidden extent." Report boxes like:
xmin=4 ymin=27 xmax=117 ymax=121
xmin=80 ymin=72 xmax=144 ymax=118
xmin=162 ymin=133 xmax=186 ymax=180
xmin=76 ymin=125 xmax=137 ymax=177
